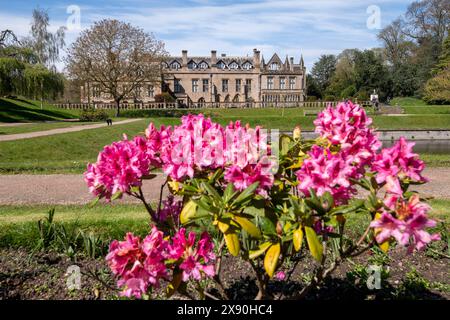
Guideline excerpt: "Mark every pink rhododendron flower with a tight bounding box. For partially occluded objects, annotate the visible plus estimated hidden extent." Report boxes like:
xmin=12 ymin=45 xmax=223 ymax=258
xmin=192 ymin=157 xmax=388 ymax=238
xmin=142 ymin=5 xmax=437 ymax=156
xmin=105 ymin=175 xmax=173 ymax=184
xmin=295 ymin=145 xmax=358 ymax=204
xmin=106 ymin=228 xmax=169 ymax=298
xmin=314 ymin=101 xmax=381 ymax=167
xmin=370 ymin=195 xmax=440 ymax=252
xmin=168 ymin=228 xmax=216 ymax=282
xmin=84 ymin=135 xmax=160 ymax=201
xmin=372 ymin=137 xmax=427 ymax=186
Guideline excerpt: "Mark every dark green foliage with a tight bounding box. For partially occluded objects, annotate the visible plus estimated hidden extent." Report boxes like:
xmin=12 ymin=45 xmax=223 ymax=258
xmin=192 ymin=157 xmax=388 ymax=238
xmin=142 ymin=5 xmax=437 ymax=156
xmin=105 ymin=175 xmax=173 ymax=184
xmin=79 ymin=108 xmax=109 ymax=121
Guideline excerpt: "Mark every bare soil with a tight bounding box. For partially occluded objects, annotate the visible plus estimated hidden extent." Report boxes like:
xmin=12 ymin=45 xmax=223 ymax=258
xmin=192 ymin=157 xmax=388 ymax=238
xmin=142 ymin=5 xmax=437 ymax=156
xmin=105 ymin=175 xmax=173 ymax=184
xmin=1 ymin=247 xmax=448 ymax=300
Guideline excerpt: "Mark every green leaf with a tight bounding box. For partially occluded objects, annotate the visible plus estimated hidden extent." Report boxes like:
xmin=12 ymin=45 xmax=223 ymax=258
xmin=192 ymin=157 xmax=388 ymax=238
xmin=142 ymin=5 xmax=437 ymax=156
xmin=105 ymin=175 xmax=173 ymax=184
xmin=223 ymin=183 xmax=236 ymax=203
xmin=280 ymin=134 xmax=293 ymax=156
xmin=111 ymin=191 xmax=122 ymax=201
xmin=201 ymin=182 xmax=222 ymax=203
xmin=232 ymin=182 xmax=260 ymax=206
xmin=305 ymin=226 xmax=323 ymax=262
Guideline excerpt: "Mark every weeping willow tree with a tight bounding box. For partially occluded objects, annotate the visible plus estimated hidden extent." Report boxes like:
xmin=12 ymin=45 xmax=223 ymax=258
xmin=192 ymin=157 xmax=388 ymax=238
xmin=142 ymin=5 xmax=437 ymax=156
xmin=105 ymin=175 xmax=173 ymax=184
xmin=0 ymin=57 xmax=25 ymax=96
xmin=22 ymin=64 xmax=64 ymax=107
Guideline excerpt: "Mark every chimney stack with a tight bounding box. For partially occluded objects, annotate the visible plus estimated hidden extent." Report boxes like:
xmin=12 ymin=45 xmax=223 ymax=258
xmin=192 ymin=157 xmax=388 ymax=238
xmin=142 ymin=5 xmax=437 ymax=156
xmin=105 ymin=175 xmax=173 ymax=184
xmin=182 ymin=50 xmax=188 ymax=67
xmin=290 ymin=57 xmax=294 ymax=71
xmin=211 ymin=50 xmax=217 ymax=65
xmin=253 ymin=48 xmax=261 ymax=69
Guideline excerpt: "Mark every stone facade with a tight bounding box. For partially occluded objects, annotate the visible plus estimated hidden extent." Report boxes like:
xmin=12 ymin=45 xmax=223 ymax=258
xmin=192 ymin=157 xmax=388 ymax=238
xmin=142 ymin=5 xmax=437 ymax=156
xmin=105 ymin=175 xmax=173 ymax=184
xmin=81 ymin=49 xmax=306 ymax=106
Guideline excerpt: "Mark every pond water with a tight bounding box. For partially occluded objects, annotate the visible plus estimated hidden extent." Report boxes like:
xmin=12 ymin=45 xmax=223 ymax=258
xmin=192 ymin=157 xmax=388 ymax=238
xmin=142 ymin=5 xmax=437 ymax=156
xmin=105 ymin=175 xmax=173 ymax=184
xmin=382 ymin=140 xmax=450 ymax=154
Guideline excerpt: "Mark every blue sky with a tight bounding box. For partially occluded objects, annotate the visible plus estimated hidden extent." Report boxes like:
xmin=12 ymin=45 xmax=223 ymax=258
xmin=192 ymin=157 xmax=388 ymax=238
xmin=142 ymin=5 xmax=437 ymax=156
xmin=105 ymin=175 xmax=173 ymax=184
xmin=0 ymin=0 xmax=414 ymax=71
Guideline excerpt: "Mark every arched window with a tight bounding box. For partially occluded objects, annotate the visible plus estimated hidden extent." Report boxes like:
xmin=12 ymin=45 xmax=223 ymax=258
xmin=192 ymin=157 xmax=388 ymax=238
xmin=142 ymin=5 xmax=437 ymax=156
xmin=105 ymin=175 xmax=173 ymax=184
xmin=229 ymin=61 xmax=239 ymax=70
xmin=170 ymin=61 xmax=181 ymax=70
xmin=242 ymin=61 xmax=253 ymax=70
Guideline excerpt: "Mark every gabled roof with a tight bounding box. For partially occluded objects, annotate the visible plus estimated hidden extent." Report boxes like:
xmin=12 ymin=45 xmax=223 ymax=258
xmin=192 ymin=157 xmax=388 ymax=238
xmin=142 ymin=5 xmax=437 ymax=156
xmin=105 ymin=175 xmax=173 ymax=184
xmin=267 ymin=53 xmax=283 ymax=66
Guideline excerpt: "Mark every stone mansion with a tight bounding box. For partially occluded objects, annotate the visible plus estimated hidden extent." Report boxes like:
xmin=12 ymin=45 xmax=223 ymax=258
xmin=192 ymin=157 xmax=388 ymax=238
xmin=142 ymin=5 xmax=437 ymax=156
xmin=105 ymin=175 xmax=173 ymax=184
xmin=81 ymin=49 xmax=306 ymax=106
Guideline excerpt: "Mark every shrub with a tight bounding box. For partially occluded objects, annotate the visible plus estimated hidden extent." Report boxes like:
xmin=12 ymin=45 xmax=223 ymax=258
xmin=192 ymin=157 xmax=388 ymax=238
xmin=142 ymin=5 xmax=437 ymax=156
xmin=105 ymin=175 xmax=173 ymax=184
xmin=85 ymin=101 xmax=440 ymax=300
xmin=79 ymin=108 xmax=109 ymax=121
xmin=340 ymin=85 xmax=356 ymax=99
xmin=423 ymin=68 xmax=450 ymax=105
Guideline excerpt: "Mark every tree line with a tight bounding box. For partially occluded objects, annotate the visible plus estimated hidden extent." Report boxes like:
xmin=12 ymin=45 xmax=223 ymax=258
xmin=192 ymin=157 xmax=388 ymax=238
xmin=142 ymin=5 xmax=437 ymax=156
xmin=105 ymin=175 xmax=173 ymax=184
xmin=307 ymin=0 xmax=450 ymax=104
xmin=0 ymin=9 xmax=66 ymax=104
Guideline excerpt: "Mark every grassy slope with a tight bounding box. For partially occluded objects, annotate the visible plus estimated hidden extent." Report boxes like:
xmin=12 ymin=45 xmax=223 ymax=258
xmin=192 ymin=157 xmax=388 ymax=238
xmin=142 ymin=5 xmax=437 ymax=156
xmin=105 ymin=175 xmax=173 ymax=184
xmin=0 ymin=98 xmax=80 ymax=122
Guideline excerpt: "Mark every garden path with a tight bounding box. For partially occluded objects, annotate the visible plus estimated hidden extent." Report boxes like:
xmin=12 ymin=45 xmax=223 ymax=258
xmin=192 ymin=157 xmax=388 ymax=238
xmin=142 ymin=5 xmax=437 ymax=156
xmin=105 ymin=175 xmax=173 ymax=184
xmin=0 ymin=168 xmax=449 ymax=205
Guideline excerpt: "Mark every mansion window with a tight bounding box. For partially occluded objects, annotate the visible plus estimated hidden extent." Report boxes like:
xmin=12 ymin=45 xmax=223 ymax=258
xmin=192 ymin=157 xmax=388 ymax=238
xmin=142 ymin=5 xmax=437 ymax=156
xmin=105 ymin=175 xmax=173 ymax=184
xmin=289 ymin=77 xmax=296 ymax=89
xmin=192 ymin=79 xmax=199 ymax=93
xmin=280 ymin=77 xmax=286 ymax=90
xmin=198 ymin=61 xmax=209 ymax=69
xmin=134 ymin=85 xmax=142 ymax=98
xmin=187 ymin=61 xmax=197 ymax=69
xmin=269 ymin=62 xmax=279 ymax=71
xmin=174 ymin=79 xmax=182 ymax=93
xmin=217 ymin=61 xmax=227 ymax=69
xmin=242 ymin=62 xmax=253 ymax=70
xmin=236 ymin=79 xmax=241 ymax=92
xmin=202 ymin=79 xmax=209 ymax=92
xmin=147 ymin=85 xmax=154 ymax=98
xmin=171 ymin=61 xmax=181 ymax=70
xmin=245 ymin=79 xmax=252 ymax=92
xmin=229 ymin=61 xmax=239 ymax=70
xmin=92 ymin=85 xmax=101 ymax=98
xmin=267 ymin=77 xmax=274 ymax=90
xmin=222 ymin=79 xmax=229 ymax=92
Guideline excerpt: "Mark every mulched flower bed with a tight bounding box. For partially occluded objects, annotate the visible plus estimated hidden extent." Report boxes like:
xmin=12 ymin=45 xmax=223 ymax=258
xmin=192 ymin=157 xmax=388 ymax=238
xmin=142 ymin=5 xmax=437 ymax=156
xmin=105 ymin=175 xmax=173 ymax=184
xmin=0 ymin=248 xmax=448 ymax=300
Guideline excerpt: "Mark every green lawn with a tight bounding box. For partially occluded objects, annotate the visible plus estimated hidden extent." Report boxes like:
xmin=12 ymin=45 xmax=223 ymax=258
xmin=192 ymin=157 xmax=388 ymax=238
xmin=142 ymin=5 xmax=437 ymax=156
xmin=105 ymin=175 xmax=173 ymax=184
xmin=0 ymin=199 xmax=447 ymax=249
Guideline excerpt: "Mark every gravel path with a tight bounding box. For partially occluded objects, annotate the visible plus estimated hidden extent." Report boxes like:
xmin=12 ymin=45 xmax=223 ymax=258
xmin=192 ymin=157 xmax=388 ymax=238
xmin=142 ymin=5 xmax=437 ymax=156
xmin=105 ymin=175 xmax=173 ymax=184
xmin=0 ymin=119 xmax=142 ymax=141
xmin=0 ymin=168 xmax=449 ymax=205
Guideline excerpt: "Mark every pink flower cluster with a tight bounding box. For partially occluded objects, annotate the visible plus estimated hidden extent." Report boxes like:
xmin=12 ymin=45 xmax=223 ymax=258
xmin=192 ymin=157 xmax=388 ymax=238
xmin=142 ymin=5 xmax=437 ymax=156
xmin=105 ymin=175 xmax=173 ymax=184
xmin=370 ymin=195 xmax=440 ymax=252
xmin=295 ymin=145 xmax=359 ymax=204
xmin=372 ymin=137 xmax=427 ymax=193
xmin=296 ymin=101 xmax=380 ymax=203
xmin=84 ymin=135 xmax=158 ymax=201
xmin=106 ymin=228 xmax=168 ymax=298
xmin=106 ymin=227 xmax=215 ymax=299
xmin=86 ymin=114 xmax=275 ymax=200
xmin=314 ymin=101 xmax=381 ymax=167
xmin=167 ymin=228 xmax=216 ymax=282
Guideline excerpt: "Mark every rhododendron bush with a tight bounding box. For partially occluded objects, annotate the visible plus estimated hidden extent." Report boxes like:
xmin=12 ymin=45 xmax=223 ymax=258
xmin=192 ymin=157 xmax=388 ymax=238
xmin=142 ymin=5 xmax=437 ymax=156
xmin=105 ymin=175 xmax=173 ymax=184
xmin=85 ymin=101 xmax=440 ymax=300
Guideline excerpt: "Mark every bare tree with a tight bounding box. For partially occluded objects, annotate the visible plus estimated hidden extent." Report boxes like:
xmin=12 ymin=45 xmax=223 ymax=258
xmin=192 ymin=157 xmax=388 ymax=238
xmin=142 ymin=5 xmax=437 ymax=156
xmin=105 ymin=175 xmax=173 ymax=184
xmin=66 ymin=19 xmax=167 ymax=116
xmin=22 ymin=8 xmax=66 ymax=69
xmin=378 ymin=19 xmax=416 ymax=67
xmin=403 ymin=0 xmax=449 ymax=44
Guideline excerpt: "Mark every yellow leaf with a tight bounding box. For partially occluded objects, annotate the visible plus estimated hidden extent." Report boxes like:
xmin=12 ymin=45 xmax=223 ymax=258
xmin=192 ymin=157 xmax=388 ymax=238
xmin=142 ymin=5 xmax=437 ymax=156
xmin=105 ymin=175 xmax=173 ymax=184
xmin=224 ymin=232 xmax=240 ymax=256
xmin=249 ymin=242 xmax=272 ymax=259
xmin=180 ymin=200 xmax=197 ymax=224
xmin=233 ymin=216 xmax=262 ymax=239
xmin=217 ymin=221 xmax=230 ymax=234
xmin=293 ymin=227 xmax=304 ymax=251
xmin=168 ymin=180 xmax=180 ymax=193
xmin=374 ymin=212 xmax=389 ymax=252
xmin=264 ymin=243 xmax=281 ymax=278
xmin=305 ymin=226 xmax=323 ymax=262
xmin=283 ymin=222 xmax=292 ymax=233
